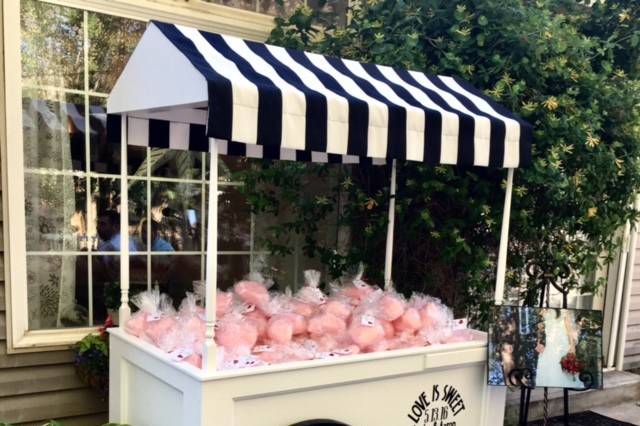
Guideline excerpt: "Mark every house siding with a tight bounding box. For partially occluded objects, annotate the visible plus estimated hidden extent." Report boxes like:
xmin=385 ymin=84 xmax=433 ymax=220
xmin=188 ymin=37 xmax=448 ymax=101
xmin=624 ymin=242 xmax=640 ymax=370
xmin=0 ymin=187 xmax=108 ymax=424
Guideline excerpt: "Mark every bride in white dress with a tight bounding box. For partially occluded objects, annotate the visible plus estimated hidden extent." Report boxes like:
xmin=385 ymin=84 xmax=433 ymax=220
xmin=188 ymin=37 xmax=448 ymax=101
xmin=535 ymin=308 xmax=584 ymax=389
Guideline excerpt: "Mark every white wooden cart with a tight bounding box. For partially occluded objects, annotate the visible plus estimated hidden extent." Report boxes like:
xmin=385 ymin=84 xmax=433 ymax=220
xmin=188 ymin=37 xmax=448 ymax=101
xmin=106 ymin=21 xmax=532 ymax=426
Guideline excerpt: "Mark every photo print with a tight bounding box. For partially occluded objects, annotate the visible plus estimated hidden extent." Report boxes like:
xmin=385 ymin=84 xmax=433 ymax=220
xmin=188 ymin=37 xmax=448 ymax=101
xmin=488 ymin=305 xmax=603 ymax=390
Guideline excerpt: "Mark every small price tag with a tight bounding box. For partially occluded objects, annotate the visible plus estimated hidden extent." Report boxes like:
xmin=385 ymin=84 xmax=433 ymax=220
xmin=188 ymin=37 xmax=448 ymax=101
xmin=361 ymin=314 xmax=375 ymax=327
xmin=169 ymin=348 xmax=193 ymax=362
xmin=252 ymin=345 xmax=274 ymax=353
xmin=332 ymin=347 xmax=353 ymax=356
xmin=452 ymin=318 xmax=468 ymax=330
xmin=242 ymin=303 xmax=256 ymax=313
xmin=315 ymin=351 xmax=339 ymax=359
xmin=147 ymin=312 xmax=162 ymax=322
xmin=353 ymin=278 xmax=368 ymax=289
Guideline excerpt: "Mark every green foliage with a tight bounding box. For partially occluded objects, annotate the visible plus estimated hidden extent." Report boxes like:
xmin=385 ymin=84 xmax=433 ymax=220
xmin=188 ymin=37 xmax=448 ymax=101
xmin=73 ymin=329 xmax=110 ymax=399
xmin=239 ymin=0 xmax=640 ymax=327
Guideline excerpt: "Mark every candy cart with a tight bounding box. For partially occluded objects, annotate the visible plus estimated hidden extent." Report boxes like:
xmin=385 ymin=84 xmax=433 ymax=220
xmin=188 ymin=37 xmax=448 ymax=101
xmin=106 ymin=21 xmax=532 ymax=426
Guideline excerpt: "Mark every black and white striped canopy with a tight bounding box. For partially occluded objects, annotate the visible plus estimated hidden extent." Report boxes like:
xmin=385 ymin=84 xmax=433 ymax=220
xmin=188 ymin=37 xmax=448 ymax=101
xmin=108 ymin=21 xmax=532 ymax=168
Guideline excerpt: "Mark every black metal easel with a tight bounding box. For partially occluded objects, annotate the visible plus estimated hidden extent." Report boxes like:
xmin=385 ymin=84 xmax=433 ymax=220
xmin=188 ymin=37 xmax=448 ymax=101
xmin=509 ymin=261 xmax=594 ymax=426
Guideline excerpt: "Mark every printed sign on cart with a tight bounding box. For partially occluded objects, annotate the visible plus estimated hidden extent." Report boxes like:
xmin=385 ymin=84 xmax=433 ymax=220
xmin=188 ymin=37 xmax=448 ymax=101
xmin=406 ymin=384 xmax=466 ymax=426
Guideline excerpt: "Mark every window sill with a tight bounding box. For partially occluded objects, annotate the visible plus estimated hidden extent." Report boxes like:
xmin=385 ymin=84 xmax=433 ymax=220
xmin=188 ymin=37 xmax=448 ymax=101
xmin=9 ymin=327 xmax=99 ymax=353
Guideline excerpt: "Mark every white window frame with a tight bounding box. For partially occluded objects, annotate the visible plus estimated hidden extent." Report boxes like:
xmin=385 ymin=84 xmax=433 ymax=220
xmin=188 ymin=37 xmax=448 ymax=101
xmin=2 ymin=0 xmax=273 ymax=353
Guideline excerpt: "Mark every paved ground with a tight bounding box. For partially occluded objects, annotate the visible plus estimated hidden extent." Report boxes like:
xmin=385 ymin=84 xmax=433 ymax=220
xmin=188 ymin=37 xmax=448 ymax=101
xmin=527 ymin=409 xmax=639 ymax=425
xmin=591 ymin=401 xmax=640 ymax=425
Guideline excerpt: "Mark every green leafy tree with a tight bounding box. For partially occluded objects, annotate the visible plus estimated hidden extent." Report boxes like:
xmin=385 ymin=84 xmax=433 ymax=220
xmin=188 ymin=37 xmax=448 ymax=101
xmin=237 ymin=0 xmax=640 ymax=326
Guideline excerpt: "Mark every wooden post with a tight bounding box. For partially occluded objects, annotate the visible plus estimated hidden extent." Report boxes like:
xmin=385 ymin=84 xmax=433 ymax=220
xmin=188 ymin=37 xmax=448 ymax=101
xmin=203 ymin=139 xmax=219 ymax=371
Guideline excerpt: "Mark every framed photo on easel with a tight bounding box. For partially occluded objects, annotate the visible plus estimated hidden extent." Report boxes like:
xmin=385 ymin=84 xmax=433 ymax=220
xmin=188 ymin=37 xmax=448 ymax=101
xmin=487 ymin=305 xmax=603 ymax=390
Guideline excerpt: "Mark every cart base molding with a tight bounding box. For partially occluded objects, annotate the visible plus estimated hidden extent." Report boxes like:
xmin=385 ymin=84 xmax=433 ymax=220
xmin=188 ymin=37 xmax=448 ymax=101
xmin=109 ymin=328 xmax=506 ymax=426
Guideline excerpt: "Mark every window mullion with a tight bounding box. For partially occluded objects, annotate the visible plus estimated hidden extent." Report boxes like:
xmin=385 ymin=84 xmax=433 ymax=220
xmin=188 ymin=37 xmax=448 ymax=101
xmin=83 ymin=10 xmax=94 ymax=326
xmin=201 ymin=151 xmax=206 ymax=281
xmin=147 ymin=147 xmax=152 ymax=290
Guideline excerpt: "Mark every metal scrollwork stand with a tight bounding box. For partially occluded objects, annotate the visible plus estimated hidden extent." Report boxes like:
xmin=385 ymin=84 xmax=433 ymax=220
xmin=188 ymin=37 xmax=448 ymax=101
xmin=510 ymin=261 xmax=594 ymax=426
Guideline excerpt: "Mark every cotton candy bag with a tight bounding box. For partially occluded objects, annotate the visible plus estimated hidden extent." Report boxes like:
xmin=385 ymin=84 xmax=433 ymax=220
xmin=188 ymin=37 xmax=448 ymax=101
xmin=143 ymin=293 xmax=177 ymax=345
xmin=234 ymin=272 xmax=273 ymax=311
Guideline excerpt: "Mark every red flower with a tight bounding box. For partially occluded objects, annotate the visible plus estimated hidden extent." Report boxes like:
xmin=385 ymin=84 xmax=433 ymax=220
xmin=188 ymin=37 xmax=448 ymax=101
xmin=98 ymin=314 xmax=115 ymax=338
xmin=560 ymin=352 xmax=584 ymax=375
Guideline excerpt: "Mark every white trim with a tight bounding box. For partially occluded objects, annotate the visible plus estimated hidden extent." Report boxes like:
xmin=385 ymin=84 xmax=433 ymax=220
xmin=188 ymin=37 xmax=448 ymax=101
xmin=616 ymin=194 xmax=640 ymax=369
xmin=3 ymin=0 xmax=274 ymax=352
xmin=494 ymin=168 xmax=514 ymax=304
xmin=383 ymin=159 xmax=396 ymax=288
xmin=607 ymin=219 xmax=630 ymax=368
xmin=39 ymin=0 xmax=274 ymax=41
xmin=4 ymin=0 xmax=32 ymax=353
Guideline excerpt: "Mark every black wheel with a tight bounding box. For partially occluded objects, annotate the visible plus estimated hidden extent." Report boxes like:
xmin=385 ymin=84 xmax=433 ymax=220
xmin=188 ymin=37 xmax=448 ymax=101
xmin=288 ymin=420 xmax=349 ymax=426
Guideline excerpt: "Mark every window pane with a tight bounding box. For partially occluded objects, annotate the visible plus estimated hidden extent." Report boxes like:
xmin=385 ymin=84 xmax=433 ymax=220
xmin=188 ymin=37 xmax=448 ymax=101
xmin=308 ymin=0 xmax=347 ymax=26
xmin=218 ymin=254 xmax=250 ymax=290
xmin=150 ymin=182 xmax=202 ymax=251
xmin=205 ymin=0 xmax=257 ymax=12
xmin=218 ymin=186 xmax=252 ymax=251
xmin=129 ymin=180 xmax=148 ymax=251
xmin=207 ymin=154 xmax=250 ymax=182
xmin=88 ymin=12 xmax=145 ymax=93
xmin=127 ymin=145 xmax=148 ymax=176
xmin=91 ymin=254 xmax=119 ymax=325
xmin=21 ymin=0 xmax=84 ymax=90
xmin=23 ymin=90 xmax=86 ymax=171
xmin=150 ymin=148 xmax=203 ymax=180
xmin=89 ymin=96 xmax=121 ymax=174
xmin=152 ymin=255 xmax=201 ymax=306
xmin=25 ymin=174 xmax=87 ymax=252
xmin=89 ymin=177 xmax=140 ymax=252
xmin=27 ymin=255 xmax=89 ymax=330
xmin=259 ymin=0 xmax=304 ymax=16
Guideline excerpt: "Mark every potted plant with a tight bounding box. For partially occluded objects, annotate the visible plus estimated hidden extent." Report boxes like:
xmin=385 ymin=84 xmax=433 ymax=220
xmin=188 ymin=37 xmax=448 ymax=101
xmin=72 ymin=316 xmax=114 ymax=400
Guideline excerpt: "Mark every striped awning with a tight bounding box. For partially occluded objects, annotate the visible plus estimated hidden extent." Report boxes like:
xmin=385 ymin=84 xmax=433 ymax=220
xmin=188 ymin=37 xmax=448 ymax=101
xmin=108 ymin=21 xmax=532 ymax=168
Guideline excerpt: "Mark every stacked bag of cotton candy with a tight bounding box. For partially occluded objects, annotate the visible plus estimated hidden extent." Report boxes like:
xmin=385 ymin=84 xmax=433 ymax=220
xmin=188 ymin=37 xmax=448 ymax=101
xmin=124 ymin=267 xmax=476 ymax=370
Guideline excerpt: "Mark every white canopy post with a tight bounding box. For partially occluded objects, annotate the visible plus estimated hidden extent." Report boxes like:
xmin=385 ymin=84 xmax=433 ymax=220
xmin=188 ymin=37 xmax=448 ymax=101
xmin=119 ymin=114 xmax=131 ymax=325
xmin=494 ymin=168 xmax=515 ymax=305
xmin=384 ymin=159 xmax=397 ymax=289
xmin=203 ymin=139 xmax=220 ymax=371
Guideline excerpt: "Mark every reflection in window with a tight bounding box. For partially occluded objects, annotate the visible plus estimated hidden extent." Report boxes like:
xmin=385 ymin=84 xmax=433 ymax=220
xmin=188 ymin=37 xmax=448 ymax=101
xmin=21 ymin=0 xmax=84 ymax=90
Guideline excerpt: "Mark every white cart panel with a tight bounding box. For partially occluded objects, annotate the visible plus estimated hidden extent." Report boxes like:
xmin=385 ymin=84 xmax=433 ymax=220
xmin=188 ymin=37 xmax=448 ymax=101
xmin=109 ymin=329 xmax=506 ymax=426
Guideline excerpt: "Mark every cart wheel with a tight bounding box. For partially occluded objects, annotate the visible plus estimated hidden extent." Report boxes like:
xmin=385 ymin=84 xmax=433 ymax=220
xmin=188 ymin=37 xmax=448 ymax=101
xmin=288 ymin=420 xmax=349 ymax=426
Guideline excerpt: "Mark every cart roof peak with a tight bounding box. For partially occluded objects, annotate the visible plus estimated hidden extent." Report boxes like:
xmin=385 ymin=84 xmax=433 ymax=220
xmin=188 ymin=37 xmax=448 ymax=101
xmin=108 ymin=21 xmax=532 ymax=168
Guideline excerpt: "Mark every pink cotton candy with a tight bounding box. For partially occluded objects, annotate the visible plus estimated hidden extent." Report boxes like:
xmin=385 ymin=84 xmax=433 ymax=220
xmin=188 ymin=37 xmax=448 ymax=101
xmin=183 ymin=316 xmax=205 ymax=336
xmin=349 ymin=318 xmax=385 ymax=349
xmin=307 ymin=312 xmax=347 ymax=336
xmin=234 ymin=280 xmax=270 ymax=309
xmin=217 ymin=290 xmax=234 ymax=316
xmin=145 ymin=316 xmax=178 ymax=345
xmin=379 ymin=319 xmax=395 ymax=339
xmin=378 ymin=294 xmax=405 ymax=321
xmin=244 ymin=309 xmax=268 ymax=339
xmin=323 ymin=299 xmax=352 ymax=320
xmin=267 ymin=316 xmax=294 ymax=344
xmin=420 ymin=301 xmax=450 ymax=331
xmin=393 ymin=307 xmax=422 ymax=332
xmin=291 ymin=300 xmax=315 ymax=317
xmin=216 ymin=318 xmax=258 ymax=355
xmin=125 ymin=313 xmax=147 ymax=337
xmin=338 ymin=284 xmax=374 ymax=306
xmin=279 ymin=312 xmax=307 ymax=335
xmin=366 ymin=339 xmax=390 ymax=353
